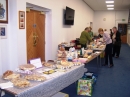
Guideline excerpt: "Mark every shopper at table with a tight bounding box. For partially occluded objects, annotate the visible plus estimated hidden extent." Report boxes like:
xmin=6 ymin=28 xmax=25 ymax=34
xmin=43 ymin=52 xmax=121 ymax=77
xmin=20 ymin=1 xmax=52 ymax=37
xmin=110 ymin=29 xmax=113 ymax=39
xmin=88 ymin=27 xmax=93 ymax=38
xmin=112 ymin=27 xmax=121 ymax=58
xmin=98 ymin=28 xmax=114 ymax=68
xmin=79 ymin=27 xmax=92 ymax=48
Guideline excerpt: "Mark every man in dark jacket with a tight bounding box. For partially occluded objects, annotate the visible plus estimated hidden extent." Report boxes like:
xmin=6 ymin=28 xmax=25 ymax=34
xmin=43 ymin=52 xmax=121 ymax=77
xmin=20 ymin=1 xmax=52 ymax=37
xmin=112 ymin=27 xmax=121 ymax=58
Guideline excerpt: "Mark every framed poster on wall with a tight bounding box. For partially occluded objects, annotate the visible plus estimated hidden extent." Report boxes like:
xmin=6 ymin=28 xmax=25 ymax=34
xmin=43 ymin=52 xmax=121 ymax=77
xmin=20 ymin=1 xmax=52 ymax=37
xmin=19 ymin=11 xmax=25 ymax=29
xmin=0 ymin=25 xmax=7 ymax=39
xmin=0 ymin=0 xmax=8 ymax=23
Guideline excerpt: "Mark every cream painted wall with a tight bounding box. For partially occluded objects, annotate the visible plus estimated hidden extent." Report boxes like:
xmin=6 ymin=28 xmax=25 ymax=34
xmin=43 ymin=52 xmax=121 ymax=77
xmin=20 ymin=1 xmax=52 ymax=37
xmin=93 ymin=10 xmax=129 ymax=34
xmin=0 ymin=0 xmax=94 ymax=74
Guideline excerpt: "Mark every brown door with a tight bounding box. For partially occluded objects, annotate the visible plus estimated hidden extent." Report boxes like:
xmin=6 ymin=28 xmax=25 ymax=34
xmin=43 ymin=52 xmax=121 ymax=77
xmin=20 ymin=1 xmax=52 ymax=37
xmin=26 ymin=10 xmax=45 ymax=62
xmin=118 ymin=24 xmax=127 ymax=43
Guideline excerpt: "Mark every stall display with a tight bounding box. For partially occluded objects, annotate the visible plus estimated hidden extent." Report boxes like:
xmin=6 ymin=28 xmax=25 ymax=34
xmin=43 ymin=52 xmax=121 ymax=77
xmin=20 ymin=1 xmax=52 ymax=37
xmin=24 ymin=74 xmax=46 ymax=81
xmin=2 ymin=70 xmax=20 ymax=80
xmin=19 ymin=64 xmax=35 ymax=71
xmin=11 ymin=78 xmax=30 ymax=88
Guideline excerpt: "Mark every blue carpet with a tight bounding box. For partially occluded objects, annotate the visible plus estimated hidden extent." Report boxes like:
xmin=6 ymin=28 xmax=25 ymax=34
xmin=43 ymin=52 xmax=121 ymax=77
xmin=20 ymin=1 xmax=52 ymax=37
xmin=61 ymin=44 xmax=130 ymax=97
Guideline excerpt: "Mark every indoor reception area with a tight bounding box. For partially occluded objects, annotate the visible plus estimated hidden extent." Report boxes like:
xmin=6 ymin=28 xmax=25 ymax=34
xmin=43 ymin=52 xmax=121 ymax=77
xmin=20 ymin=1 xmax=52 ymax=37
xmin=0 ymin=0 xmax=130 ymax=97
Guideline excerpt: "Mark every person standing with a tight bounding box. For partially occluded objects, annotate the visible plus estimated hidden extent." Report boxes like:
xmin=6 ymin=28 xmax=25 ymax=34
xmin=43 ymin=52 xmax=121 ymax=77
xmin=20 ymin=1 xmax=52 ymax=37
xmin=110 ymin=29 xmax=113 ymax=39
xmin=88 ymin=27 xmax=93 ymax=38
xmin=98 ymin=28 xmax=114 ymax=68
xmin=112 ymin=27 xmax=121 ymax=58
xmin=79 ymin=27 xmax=92 ymax=48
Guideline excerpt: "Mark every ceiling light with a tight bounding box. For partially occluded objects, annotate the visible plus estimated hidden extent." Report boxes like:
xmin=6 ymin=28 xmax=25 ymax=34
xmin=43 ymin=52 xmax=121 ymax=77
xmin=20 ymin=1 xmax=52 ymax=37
xmin=106 ymin=1 xmax=114 ymax=3
xmin=107 ymin=5 xmax=114 ymax=7
xmin=107 ymin=8 xmax=114 ymax=10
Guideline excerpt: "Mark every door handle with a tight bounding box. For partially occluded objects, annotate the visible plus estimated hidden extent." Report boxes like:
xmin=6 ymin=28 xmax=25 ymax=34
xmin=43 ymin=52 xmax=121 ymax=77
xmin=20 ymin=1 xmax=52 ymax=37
xmin=33 ymin=32 xmax=39 ymax=46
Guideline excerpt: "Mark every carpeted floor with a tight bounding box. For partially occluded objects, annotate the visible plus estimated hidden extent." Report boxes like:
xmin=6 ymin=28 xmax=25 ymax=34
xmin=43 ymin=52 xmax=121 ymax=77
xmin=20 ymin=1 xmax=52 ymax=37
xmin=61 ymin=44 xmax=130 ymax=97
xmin=2 ymin=44 xmax=130 ymax=97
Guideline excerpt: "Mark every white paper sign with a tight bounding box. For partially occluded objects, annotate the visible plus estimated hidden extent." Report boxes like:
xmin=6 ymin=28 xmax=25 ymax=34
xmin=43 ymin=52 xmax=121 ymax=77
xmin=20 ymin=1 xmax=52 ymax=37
xmin=30 ymin=58 xmax=42 ymax=68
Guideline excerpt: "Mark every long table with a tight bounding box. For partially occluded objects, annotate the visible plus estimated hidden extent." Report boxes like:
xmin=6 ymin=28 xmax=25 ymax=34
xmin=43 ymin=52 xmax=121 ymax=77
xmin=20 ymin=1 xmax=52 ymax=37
xmin=0 ymin=64 xmax=85 ymax=97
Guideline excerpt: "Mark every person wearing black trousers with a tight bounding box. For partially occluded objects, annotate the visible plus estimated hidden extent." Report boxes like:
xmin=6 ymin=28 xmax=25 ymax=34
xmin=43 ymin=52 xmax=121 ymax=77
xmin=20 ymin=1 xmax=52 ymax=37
xmin=98 ymin=28 xmax=114 ymax=68
xmin=112 ymin=27 xmax=121 ymax=58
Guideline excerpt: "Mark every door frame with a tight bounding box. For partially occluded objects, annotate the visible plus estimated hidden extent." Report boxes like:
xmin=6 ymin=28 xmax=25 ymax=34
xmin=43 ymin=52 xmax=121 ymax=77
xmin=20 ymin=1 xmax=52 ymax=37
xmin=26 ymin=3 xmax=52 ymax=61
xmin=116 ymin=22 xmax=128 ymax=43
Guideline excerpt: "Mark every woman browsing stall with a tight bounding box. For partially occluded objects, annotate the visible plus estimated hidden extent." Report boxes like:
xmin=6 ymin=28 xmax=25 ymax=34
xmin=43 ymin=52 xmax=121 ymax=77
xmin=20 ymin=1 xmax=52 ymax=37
xmin=98 ymin=28 xmax=114 ymax=68
xmin=79 ymin=27 xmax=92 ymax=48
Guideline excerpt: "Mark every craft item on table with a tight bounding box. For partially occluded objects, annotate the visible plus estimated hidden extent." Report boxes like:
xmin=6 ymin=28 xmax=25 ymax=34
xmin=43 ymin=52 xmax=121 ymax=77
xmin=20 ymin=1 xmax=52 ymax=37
xmin=30 ymin=58 xmax=42 ymax=68
xmin=2 ymin=70 xmax=20 ymax=80
xmin=24 ymin=74 xmax=46 ymax=81
xmin=19 ymin=64 xmax=35 ymax=71
xmin=11 ymin=78 xmax=30 ymax=88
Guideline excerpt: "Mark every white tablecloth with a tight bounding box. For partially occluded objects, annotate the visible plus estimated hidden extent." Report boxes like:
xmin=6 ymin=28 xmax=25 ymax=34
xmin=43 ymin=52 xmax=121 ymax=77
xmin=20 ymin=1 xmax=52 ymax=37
xmin=0 ymin=64 xmax=85 ymax=97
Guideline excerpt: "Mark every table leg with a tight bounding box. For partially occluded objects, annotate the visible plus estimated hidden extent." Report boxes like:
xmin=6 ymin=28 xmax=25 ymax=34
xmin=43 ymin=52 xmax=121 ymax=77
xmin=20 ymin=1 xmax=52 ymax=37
xmin=0 ymin=89 xmax=2 ymax=97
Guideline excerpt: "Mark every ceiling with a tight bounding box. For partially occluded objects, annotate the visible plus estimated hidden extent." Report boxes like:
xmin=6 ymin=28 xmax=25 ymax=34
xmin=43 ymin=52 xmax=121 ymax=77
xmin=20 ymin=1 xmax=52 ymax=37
xmin=83 ymin=0 xmax=130 ymax=11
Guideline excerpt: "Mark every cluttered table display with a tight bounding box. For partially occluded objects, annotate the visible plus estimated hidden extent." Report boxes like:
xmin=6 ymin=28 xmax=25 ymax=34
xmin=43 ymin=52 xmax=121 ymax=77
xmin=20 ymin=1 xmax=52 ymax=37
xmin=0 ymin=62 xmax=85 ymax=97
xmin=58 ymin=41 xmax=106 ymax=65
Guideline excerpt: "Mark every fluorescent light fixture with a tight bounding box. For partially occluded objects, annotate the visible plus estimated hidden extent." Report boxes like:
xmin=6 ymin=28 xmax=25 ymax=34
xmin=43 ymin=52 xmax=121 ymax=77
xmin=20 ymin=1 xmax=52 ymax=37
xmin=107 ymin=5 xmax=114 ymax=7
xmin=106 ymin=1 xmax=114 ymax=3
xmin=107 ymin=8 xmax=114 ymax=10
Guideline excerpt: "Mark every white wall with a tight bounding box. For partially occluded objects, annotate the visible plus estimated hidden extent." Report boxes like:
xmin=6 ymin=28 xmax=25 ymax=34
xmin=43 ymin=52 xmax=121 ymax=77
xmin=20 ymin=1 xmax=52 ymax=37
xmin=0 ymin=0 xmax=94 ymax=74
xmin=93 ymin=10 xmax=129 ymax=34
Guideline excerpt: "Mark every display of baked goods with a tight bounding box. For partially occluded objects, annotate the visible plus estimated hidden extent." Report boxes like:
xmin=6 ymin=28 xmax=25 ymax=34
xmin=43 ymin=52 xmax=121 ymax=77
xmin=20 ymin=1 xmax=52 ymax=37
xmin=99 ymin=45 xmax=105 ymax=49
xmin=61 ymin=60 xmax=69 ymax=66
xmin=43 ymin=69 xmax=55 ymax=74
xmin=83 ymin=53 xmax=88 ymax=58
xmin=68 ymin=62 xmax=74 ymax=67
xmin=73 ymin=62 xmax=81 ymax=66
xmin=25 ymin=74 xmax=46 ymax=81
xmin=56 ymin=65 xmax=70 ymax=69
xmin=2 ymin=70 xmax=13 ymax=78
xmin=43 ymin=62 xmax=55 ymax=68
xmin=2 ymin=70 xmax=20 ymax=80
xmin=88 ymin=55 xmax=92 ymax=59
xmin=59 ymin=46 xmax=65 ymax=51
xmin=19 ymin=64 xmax=35 ymax=71
xmin=11 ymin=78 xmax=30 ymax=88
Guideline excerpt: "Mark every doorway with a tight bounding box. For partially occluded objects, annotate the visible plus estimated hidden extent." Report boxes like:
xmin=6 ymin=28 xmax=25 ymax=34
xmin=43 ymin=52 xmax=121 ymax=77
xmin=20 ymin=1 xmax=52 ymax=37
xmin=26 ymin=10 xmax=45 ymax=62
xmin=118 ymin=24 xmax=127 ymax=43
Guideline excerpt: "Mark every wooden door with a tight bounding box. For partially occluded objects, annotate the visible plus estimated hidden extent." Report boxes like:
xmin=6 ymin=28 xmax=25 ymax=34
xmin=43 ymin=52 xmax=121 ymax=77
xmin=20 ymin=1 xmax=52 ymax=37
xmin=118 ymin=24 xmax=127 ymax=43
xmin=26 ymin=10 xmax=45 ymax=62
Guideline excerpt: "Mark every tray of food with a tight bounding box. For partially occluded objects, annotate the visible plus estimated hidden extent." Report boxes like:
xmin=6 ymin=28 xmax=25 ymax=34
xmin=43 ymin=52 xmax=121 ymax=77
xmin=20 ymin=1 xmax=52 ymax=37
xmin=2 ymin=70 xmax=20 ymax=80
xmin=11 ymin=78 xmax=30 ymax=88
xmin=92 ymin=45 xmax=105 ymax=50
xmin=43 ymin=69 xmax=56 ymax=75
xmin=19 ymin=64 xmax=36 ymax=71
xmin=24 ymin=74 xmax=46 ymax=81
